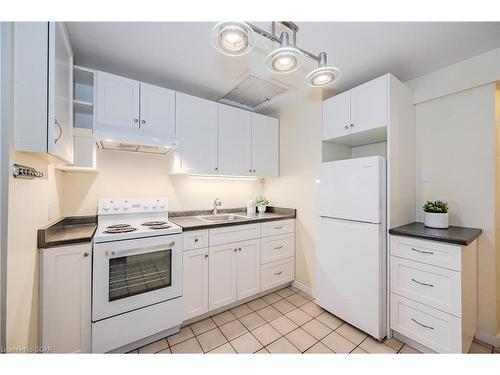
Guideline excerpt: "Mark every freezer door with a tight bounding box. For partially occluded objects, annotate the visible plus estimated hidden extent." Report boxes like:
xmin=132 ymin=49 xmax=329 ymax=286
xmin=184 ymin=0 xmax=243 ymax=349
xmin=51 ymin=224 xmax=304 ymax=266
xmin=316 ymin=156 xmax=386 ymax=224
xmin=316 ymin=217 xmax=386 ymax=339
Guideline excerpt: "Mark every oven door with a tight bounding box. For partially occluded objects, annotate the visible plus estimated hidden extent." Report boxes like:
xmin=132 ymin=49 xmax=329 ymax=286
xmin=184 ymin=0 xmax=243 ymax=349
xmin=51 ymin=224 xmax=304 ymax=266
xmin=92 ymin=233 xmax=182 ymax=322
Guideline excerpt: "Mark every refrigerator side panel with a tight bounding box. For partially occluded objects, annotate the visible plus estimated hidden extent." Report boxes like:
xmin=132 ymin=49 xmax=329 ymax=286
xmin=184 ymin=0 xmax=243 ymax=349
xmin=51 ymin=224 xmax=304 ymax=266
xmin=316 ymin=216 xmax=386 ymax=339
xmin=316 ymin=156 xmax=386 ymax=224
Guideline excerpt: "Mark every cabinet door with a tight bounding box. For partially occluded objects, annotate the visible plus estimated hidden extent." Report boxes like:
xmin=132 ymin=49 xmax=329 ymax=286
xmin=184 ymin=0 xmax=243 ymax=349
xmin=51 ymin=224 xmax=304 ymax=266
xmin=41 ymin=244 xmax=91 ymax=353
xmin=139 ymin=83 xmax=176 ymax=141
xmin=236 ymin=239 xmax=261 ymax=300
xmin=176 ymin=92 xmax=218 ymax=174
xmin=350 ymin=74 xmax=388 ymax=134
xmin=48 ymin=22 xmax=74 ymax=164
xmin=218 ymin=104 xmax=252 ymax=176
xmin=183 ymin=248 xmax=209 ymax=320
xmin=251 ymin=113 xmax=279 ymax=177
xmin=209 ymin=244 xmax=237 ymax=311
xmin=322 ymin=90 xmax=350 ymax=141
xmin=95 ymin=71 xmax=140 ymax=132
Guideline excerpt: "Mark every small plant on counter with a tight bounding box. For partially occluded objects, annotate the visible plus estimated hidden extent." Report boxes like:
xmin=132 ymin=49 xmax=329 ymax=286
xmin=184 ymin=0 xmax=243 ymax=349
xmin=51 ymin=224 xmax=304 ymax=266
xmin=255 ymin=196 xmax=270 ymax=214
xmin=423 ymin=200 xmax=449 ymax=213
xmin=423 ymin=200 xmax=449 ymax=229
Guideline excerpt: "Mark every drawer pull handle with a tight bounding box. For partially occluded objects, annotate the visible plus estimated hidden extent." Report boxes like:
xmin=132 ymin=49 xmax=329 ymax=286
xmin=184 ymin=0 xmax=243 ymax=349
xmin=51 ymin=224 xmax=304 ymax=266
xmin=411 ymin=317 xmax=434 ymax=330
xmin=411 ymin=248 xmax=434 ymax=255
xmin=274 ymin=246 xmax=283 ymax=250
xmin=274 ymin=270 xmax=283 ymax=275
xmin=411 ymin=278 xmax=434 ymax=288
xmin=274 ymin=226 xmax=283 ymax=230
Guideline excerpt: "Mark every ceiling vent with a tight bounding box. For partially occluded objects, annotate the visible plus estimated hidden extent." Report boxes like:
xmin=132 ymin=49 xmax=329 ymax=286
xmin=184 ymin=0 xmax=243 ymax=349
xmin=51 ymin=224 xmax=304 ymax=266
xmin=219 ymin=74 xmax=290 ymax=111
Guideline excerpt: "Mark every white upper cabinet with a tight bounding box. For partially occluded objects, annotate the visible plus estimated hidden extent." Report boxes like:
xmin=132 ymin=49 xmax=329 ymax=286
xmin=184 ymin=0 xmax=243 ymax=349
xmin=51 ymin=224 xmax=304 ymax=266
xmin=95 ymin=71 xmax=140 ymax=133
xmin=14 ymin=22 xmax=74 ymax=164
xmin=322 ymin=74 xmax=388 ymax=142
xmin=139 ymin=83 xmax=176 ymax=139
xmin=350 ymin=74 xmax=388 ymax=135
xmin=176 ymin=93 xmax=218 ymax=174
xmin=323 ymin=90 xmax=350 ymax=140
xmin=251 ymin=113 xmax=279 ymax=177
xmin=218 ymin=104 xmax=252 ymax=176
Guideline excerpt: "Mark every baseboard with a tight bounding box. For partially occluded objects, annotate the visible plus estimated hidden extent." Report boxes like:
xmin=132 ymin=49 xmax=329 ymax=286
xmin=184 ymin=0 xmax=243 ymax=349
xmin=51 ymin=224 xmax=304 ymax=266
xmin=291 ymin=280 xmax=315 ymax=298
xmin=475 ymin=330 xmax=500 ymax=348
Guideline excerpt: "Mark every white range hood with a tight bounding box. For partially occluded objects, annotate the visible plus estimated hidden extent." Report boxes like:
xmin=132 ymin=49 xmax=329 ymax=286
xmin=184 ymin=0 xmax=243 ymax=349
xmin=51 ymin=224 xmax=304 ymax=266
xmin=95 ymin=131 xmax=179 ymax=155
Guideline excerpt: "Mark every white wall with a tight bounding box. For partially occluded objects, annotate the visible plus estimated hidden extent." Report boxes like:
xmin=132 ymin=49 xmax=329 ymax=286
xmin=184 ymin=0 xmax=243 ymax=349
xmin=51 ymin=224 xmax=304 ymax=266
xmin=62 ymin=149 xmax=264 ymax=216
xmin=415 ymin=83 xmax=497 ymax=336
xmin=263 ymin=90 xmax=323 ymax=290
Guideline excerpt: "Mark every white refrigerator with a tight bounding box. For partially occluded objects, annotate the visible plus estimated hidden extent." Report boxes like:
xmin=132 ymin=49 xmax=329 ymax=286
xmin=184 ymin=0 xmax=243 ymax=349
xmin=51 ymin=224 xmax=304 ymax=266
xmin=316 ymin=156 xmax=387 ymax=340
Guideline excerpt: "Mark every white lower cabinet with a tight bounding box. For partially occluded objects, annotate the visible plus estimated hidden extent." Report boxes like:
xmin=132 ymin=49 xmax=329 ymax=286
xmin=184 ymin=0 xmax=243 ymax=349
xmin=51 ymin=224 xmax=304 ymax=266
xmin=39 ymin=243 xmax=91 ymax=353
xmin=182 ymin=219 xmax=295 ymax=321
xmin=183 ymin=248 xmax=209 ymax=320
xmin=389 ymin=235 xmax=478 ymax=353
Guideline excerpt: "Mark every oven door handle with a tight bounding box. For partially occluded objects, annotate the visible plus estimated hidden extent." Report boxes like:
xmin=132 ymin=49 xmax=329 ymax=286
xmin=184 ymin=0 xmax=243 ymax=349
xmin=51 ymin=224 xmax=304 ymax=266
xmin=104 ymin=242 xmax=175 ymax=257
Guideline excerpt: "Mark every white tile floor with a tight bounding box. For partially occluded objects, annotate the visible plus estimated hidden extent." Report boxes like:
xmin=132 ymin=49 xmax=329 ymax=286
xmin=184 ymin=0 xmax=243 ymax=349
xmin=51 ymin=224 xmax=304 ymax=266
xmin=129 ymin=287 xmax=499 ymax=354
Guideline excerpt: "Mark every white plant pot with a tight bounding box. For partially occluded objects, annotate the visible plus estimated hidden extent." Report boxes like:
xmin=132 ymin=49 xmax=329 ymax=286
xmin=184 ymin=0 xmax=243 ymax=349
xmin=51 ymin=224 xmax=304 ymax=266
xmin=257 ymin=205 xmax=267 ymax=214
xmin=424 ymin=212 xmax=449 ymax=229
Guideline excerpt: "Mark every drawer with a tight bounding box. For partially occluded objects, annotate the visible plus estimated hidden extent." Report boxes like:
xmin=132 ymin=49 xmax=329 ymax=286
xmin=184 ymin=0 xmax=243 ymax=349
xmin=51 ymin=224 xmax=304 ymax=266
xmin=261 ymin=233 xmax=295 ymax=264
xmin=390 ymin=293 xmax=461 ymax=353
xmin=390 ymin=235 xmax=461 ymax=271
xmin=183 ymin=230 xmax=209 ymax=250
xmin=261 ymin=258 xmax=294 ymax=292
xmin=261 ymin=219 xmax=294 ymax=238
xmin=390 ymin=256 xmax=461 ymax=316
xmin=209 ymin=224 xmax=260 ymax=246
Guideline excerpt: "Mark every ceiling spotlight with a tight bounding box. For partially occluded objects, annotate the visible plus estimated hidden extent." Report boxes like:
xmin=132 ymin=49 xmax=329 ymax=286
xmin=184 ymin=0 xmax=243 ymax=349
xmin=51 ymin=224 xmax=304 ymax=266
xmin=306 ymin=52 xmax=340 ymax=87
xmin=211 ymin=22 xmax=255 ymax=56
xmin=265 ymin=32 xmax=304 ymax=74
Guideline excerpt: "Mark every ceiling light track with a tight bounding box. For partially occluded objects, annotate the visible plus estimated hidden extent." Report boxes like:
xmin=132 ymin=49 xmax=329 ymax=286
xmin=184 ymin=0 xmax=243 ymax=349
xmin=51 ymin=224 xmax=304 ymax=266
xmin=211 ymin=21 xmax=340 ymax=87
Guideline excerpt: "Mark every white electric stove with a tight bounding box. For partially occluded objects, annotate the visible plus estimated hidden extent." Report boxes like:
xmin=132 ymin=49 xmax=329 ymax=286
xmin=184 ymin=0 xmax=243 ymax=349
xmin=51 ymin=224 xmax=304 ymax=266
xmin=92 ymin=198 xmax=183 ymax=353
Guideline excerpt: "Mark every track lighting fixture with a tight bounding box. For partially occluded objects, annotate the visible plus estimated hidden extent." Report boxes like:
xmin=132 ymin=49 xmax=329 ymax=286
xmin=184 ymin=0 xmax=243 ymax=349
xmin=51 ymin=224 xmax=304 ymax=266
xmin=211 ymin=22 xmax=255 ymax=56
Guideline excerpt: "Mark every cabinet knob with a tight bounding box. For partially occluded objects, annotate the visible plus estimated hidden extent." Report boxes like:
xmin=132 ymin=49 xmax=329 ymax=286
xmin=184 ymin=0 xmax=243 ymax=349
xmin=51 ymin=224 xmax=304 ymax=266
xmin=234 ymin=248 xmax=237 ymax=252
xmin=83 ymin=252 xmax=90 ymax=257
xmin=204 ymin=254 xmax=208 ymax=258
xmin=134 ymin=118 xmax=139 ymax=123
xmin=252 ymin=170 xmax=256 ymax=173
xmin=344 ymin=125 xmax=349 ymax=130
xmin=249 ymin=169 xmax=252 ymax=172
xmin=214 ymin=167 xmax=218 ymax=171
xmin=141 ymin=120 xmax=146 ymax=124
xmin=194 ymin=238 xmax=199 ymax=242
xmin=350 ymin=123 xmax=355 ymax=127
xmin=238 ymin=248 xmax=242 ymax=251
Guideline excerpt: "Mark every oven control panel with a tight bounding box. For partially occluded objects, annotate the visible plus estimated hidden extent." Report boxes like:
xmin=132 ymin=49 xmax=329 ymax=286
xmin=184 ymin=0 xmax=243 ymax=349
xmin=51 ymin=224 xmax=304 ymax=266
xmin=98 ymin=198 xmax=168 ymax=214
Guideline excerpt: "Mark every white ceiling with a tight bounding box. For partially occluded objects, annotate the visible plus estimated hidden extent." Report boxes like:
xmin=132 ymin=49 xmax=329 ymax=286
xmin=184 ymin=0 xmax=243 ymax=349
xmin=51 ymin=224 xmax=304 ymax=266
xmin=66 ymin=22 xmax=500 ymax=111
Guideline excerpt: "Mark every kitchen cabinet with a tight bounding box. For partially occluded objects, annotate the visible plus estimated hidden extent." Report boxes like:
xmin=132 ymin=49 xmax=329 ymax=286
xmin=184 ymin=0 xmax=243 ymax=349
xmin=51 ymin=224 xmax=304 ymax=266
xmin=389 ymin=235 xmax=478 ymax=353
xmin=176 ymin=92 xmax=218 ymax=174
xmin=139 ymin=83 xmax=176 ymax=139
xmin=95 ymin=71 xmax=176 ymax=144
xmin=322 ymin=74 xmax=388 ymax=143
xmin=14 ymin=22 xmax=74 ymax=164
xmin=251 ymin=113 xmax=279 ymax=177
xmin=208 ymin=243 xmax=238 ymax=311
xmin=236 ymin=240 xmax=261 ymax=300
xmin=95 ymin=71 xmax=140 ymax=132
xmin=183 ymin=247 xmax=209 ymax=320
xmin=217 ymin=104 xmax=252 ymax=176
xmin=39 ymin=243 xmax=91 ymax=353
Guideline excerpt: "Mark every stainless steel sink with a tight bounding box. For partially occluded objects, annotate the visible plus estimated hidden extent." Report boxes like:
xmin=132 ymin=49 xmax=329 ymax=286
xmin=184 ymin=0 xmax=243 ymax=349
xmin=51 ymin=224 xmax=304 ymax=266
xmin=198 ymin=214 xmax=250 ymax=223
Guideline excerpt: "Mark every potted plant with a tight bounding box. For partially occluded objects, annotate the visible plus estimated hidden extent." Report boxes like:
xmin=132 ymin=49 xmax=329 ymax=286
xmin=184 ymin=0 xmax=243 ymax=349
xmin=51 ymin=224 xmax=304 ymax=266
xmin=423 ymin=200 xmax=449 ymax=229
xmin=255 ymin=196 xmax=270 ymax=214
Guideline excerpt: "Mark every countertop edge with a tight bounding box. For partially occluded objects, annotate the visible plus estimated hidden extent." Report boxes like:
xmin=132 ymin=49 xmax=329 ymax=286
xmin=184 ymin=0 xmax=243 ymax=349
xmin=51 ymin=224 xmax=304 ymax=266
xmin=389 ymin=222 xmax=482 ymax=246
xmin=172 ymin=214 xmax=296 ymax=231
xmin=38 ymin=216 xmax=98 ymax=249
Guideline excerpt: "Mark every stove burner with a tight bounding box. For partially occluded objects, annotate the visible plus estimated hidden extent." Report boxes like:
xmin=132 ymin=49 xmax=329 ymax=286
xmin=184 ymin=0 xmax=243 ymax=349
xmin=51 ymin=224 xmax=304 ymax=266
xmin=106 ymin=224 xmax=132 ymax=229
xmin=149 ymin=224 xmax=171 ymax=230
xmin=104 ymin=226 xmax=137 ymax=234
xmin=141 ymin=221 xmax=168 ymax=226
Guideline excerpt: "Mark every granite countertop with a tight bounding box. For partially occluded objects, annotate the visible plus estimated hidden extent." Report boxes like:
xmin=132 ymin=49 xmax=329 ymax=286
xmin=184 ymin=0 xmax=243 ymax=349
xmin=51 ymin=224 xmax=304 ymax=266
xmin=389 ymin=222 xmax=482 ymax=246
xmin=38 ymin=216 xmax=97 ymax=249
xmin=169 ymin=206 xmax=296 ymax=231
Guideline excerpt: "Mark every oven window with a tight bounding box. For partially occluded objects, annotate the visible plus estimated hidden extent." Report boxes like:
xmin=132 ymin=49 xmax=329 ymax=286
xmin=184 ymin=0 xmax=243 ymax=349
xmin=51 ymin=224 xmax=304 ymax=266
xmin=108 ymin=249 xmax=172 ymax=302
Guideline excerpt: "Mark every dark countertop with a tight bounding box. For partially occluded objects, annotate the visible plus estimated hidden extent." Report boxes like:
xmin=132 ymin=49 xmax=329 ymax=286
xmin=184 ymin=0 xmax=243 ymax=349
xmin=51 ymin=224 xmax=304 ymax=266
xmin=389 ymin=222 xmax=482 ymax=246
xmin=38 ymin=216 xmax=97 ymax=249
xmin=169 ymin=206 xmax=296 ymax=231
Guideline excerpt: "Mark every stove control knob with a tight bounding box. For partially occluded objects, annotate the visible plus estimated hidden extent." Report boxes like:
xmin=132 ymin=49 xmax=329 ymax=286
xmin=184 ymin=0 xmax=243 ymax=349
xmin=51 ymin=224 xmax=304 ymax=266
xmin=122 ymin=201 xmax=129 ymax=210
xmin=151 ymin=201 xmax=158 ymax=209
xmin=159 ymin=201 xmax=166 ymax=209
xmin=102 ymin=202 xmax=110 ymax=211
xmin=113 ymin=202 xmax=120 ymax=210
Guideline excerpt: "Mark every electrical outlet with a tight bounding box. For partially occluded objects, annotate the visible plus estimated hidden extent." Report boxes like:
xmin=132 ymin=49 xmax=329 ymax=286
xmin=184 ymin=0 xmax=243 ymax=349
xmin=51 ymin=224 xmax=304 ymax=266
xmin=420 ymin=169 xmax=430 ymax=183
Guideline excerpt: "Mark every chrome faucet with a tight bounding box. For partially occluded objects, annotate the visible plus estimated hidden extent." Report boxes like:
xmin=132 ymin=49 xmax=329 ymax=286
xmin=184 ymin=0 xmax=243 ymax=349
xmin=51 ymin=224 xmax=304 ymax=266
xmin=212 ymin=198 xmax=222 ymax=215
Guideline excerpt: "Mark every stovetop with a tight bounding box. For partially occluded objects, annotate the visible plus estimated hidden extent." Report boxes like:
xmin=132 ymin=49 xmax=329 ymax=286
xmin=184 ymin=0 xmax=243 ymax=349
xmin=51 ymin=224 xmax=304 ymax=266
xmin=93 ymin=198 xmax=182 ymax=243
